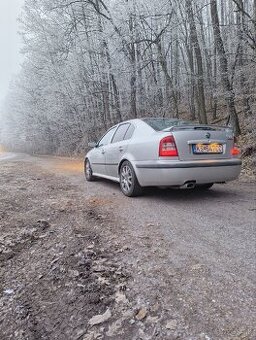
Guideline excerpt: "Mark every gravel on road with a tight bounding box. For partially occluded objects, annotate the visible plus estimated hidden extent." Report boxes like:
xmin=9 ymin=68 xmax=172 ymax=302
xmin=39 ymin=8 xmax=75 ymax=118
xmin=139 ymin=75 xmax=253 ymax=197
xmin=0 ymin=153 xmax=255 ymax=340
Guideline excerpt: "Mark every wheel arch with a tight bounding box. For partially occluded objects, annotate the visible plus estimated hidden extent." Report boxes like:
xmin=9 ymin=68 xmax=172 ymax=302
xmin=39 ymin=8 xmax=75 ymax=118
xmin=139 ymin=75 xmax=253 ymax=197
xmin=84 ymin=156 xmax=90 ymax=167
xmin=118 ymin=158 xmax=143 ymax=196
xmin=118 ymin=158 xmax=129 ymax=175
xmin=118 ymin=157 xmax=142 ymax=186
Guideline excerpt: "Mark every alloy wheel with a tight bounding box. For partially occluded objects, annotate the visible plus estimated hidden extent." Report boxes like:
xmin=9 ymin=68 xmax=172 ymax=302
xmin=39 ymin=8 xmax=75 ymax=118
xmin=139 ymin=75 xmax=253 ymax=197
xmin=120 ymin=164 xmax=133 ymax=194
xmin=85 ymin=160 xmax=92 ymax=178
xmin=84 ymin=159 xmax=95 ymax=181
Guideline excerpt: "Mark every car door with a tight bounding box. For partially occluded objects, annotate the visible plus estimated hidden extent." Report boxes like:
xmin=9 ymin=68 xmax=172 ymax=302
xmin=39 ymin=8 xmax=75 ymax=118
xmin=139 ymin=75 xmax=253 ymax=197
xmin=90 ymin=127 xmax=117 ymax=176
xmin=105 ymin=123 xmax=135 ymax=178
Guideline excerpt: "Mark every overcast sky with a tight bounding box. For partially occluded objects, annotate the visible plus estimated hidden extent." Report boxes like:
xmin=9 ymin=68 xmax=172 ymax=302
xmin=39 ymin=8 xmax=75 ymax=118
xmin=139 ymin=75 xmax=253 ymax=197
xmin=0 ymin=0 xmax=24 ymax=104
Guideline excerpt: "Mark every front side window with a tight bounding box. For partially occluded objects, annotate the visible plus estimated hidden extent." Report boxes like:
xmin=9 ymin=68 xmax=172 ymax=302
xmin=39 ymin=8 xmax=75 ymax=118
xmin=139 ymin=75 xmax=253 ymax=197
xmin=112 ymin=123 xmax=130 ymax=143
xmin=98 ymin=127 xmax=117 ymax=147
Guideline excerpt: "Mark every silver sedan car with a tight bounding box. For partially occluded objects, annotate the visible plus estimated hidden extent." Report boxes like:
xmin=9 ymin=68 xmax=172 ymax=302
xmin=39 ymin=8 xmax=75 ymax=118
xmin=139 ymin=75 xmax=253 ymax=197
xmin=84 ymin=118 xmax=242 ymax=196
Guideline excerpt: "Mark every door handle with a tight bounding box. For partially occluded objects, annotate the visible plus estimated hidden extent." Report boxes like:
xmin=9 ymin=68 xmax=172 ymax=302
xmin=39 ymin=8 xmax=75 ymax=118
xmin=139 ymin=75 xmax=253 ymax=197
xmin=101 ymin=149 xmax=105 ymax=154
xmin=119 ymin=146 xmax=124 ymax=152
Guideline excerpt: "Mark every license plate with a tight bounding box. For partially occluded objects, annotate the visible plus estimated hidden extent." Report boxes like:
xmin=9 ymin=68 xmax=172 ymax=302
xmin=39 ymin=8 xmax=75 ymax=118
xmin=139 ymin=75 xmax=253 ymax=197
xmin=192 ymin=143 xmax=223 ymax=154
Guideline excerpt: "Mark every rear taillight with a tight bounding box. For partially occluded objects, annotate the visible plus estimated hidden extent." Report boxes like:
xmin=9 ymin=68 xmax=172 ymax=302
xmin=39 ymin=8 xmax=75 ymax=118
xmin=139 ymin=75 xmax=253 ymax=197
xmin=231 ymin=146 xmax=240 ymax=156
xmin=159 ymin=135 xmax=178 ymax=157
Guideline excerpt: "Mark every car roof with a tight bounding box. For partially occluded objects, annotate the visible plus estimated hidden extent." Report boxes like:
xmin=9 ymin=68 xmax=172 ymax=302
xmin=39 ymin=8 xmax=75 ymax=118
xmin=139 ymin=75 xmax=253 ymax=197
xmin=118 ymin=117 xmax=184 ymax=124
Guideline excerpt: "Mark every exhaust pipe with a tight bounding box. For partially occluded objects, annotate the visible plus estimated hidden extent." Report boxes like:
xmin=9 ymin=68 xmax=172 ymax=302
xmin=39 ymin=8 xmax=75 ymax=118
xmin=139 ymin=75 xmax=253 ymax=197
xmin=181 ymin=181 xmax=196 ymax=189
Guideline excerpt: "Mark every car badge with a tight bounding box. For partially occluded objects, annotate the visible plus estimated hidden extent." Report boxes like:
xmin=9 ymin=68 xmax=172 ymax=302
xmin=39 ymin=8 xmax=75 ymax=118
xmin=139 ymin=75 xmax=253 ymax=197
xmin=205 ymin=132 xmax=211 ymax=139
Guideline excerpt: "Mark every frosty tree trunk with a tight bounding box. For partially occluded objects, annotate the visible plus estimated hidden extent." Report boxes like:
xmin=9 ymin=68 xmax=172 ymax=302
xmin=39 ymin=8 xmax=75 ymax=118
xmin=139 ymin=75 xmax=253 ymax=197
xmin=185 ymin=0 xmax=207 ymax=124
xmin=103 ymin=40 xmax=122 ymax=123
xmin=213 ymin=46 xmax=218 ymax=120
xmin=236 ymin=0 xmax=252 ymax=116
xmin=185 ymin=43 xmax=196 ymax=120
xmin=210 ymin=0 xmax=241 ymax=135
xmin=198 ymin=5 xmax=216 ymax=120
xmin=254 ymin=0 xmax=256 ymax=58
xmin=157 ymin=40 xmax=179 ymax=118
xmin=129 ymin=14 xmax=137 ymax=118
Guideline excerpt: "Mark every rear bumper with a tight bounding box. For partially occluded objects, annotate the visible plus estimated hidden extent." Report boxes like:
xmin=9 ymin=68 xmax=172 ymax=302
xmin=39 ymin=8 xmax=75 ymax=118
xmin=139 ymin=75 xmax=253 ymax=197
xmin=134 ymin=159 xmax=242 ymax=187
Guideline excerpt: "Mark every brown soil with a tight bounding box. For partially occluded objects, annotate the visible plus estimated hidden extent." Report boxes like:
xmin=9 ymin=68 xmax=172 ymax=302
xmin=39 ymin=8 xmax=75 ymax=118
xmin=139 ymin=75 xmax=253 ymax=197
xmin=0 ymin=161 xmax=129 ymax=340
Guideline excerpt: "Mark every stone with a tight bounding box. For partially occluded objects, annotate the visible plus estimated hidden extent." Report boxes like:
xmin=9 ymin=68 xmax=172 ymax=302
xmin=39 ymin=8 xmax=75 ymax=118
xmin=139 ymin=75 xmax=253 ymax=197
xmin=135 ymin=308 xmax=147 ymax=321
xmin=115 ymin=291 xmax=128 ymax=304
xmin=89 ymin=309 xmax=112 ymax=326
xmin=166 ymin=319 xmax=177 ymax=330
xmin=106 ymin=319 xmax=123 ymax=337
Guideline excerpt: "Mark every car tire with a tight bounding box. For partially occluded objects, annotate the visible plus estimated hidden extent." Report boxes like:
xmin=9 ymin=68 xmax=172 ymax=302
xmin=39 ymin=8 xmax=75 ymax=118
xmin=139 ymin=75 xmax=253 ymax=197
xmin=84 ymin=159 xmax=96 ymax=181
xmin=119 ymin=161 xmax=143 ymax=197
xmin=196 ymin=183 xmax=214 ymax=190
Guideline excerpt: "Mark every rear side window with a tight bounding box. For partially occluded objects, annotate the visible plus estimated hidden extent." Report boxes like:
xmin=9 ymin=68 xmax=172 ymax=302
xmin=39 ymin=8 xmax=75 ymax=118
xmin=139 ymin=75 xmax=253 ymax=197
xmin=124 ymin=124 xmax=135 ymax=140
xmin=112 ymin=123 xmax=130 ymax=143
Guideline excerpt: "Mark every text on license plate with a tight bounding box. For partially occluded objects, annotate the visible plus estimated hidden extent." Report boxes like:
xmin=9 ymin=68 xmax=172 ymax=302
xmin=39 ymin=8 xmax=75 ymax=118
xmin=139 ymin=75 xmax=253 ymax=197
xmin=192 ymin=143 xmax=223 ymax=154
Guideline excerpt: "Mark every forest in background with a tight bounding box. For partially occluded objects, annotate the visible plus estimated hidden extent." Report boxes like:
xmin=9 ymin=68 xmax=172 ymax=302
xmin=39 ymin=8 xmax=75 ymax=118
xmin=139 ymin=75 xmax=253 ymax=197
xmin=0 ymin=0 xmax=255 ymax=155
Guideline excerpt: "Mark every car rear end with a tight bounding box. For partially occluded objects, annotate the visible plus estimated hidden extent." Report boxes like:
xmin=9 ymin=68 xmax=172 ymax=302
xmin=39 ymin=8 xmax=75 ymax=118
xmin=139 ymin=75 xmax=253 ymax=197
xmin=134 ymin=119 xmax=241 ymax=187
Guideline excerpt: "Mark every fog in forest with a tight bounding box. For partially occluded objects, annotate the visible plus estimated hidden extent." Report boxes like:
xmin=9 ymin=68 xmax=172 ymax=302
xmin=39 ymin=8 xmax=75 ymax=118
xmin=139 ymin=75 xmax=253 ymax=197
xmin=0 ymin=0 xmax=24 ymax=103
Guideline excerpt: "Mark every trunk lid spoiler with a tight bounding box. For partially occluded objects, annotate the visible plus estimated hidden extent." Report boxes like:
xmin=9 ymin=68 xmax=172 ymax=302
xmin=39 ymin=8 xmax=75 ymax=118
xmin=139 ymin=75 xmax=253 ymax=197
xmin=162 ymin=124 xmax=233 ymax=133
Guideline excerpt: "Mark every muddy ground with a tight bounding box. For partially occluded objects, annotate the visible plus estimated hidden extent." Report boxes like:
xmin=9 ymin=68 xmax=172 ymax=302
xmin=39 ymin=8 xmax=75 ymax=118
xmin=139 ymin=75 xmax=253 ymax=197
xmin=0 ymin=153 xmax=255 ymax=340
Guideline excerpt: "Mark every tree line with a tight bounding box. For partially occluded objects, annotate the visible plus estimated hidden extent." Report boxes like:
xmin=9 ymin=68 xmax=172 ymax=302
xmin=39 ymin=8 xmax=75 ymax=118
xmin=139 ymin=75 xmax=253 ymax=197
xmin=0 ymin=0 xmax=255 ymax=154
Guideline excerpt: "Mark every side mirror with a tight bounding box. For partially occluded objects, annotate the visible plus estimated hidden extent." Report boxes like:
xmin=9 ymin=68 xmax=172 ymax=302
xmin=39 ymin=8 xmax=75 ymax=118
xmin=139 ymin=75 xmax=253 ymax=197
xmin=88 ymin=141 xmax=97 ymax=148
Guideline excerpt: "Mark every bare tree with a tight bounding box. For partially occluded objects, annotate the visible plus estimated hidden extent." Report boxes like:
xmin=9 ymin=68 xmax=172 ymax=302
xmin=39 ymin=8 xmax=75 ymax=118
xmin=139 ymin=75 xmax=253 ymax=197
xmin=210 ymin=0 xmax=241 ymax=135
xmin=185 ymin=0 xmax=207 ymax=124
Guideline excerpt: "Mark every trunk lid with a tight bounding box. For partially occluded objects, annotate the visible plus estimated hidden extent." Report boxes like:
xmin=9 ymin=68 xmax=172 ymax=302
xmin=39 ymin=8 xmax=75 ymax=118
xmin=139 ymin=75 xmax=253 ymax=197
xmin=169 ymin=125 xmax=234 ymax=161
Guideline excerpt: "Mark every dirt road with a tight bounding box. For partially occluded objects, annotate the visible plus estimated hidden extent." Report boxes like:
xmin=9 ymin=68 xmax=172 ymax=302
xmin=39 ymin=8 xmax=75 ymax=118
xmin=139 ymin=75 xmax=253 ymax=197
xmin=0 ymin=153 xmax=255 ymax=340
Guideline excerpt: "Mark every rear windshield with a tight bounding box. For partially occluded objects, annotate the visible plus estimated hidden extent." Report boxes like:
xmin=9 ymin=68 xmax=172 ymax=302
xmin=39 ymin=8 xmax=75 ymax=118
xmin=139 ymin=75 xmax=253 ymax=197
xmin=143 ymin=118 xmax=191 ymax=131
